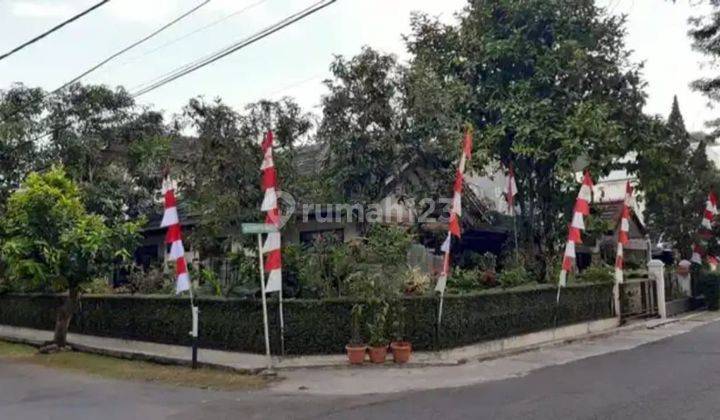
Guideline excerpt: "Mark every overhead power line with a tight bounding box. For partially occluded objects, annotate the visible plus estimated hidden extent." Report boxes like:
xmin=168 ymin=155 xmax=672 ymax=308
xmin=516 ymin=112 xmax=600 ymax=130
xmin=131 ymin=0 xmax=338 ymax=98
xmin=0 ymin=0 xmax=112 ymax=62
xmin=0 ymin=0 xmax=211 ymax=124
xmin=53 ymin=0 xmax=212 ymax=93
xmin=121 ymin=0 xmax=270 ymax=66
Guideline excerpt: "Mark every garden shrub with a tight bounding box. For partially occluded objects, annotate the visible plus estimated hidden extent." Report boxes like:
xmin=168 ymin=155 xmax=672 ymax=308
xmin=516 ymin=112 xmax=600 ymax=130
xmin=0 ymin=282 xmax=613 ymax=355
xmin=702 ymin=271 xmax=720 ymax=310
xmin=497 ymin=266 xmax=535 ymax=289
xmin=577 ymin=264 xmax=614 ymax=284
xmin=447 ymin=267 xmax=483 ymax=293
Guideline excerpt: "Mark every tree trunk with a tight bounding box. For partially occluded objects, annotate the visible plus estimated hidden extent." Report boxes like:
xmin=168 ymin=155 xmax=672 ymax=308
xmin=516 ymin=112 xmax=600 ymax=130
xmin=53 ymin=286 xmax=79 ymax=347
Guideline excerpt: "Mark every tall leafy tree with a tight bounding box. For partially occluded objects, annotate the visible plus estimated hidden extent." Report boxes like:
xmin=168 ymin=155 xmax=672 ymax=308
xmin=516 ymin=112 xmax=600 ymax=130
xmin=638 ymin=97 xmax=697 ymax=256
xmin=690 ymin=2 xmax=720 ymax=103
xmin=638 ymin=96 xmax=720 ymax=257
xmin=179 ymin=97 xmax=311 ymax=254
xmin=319 ymin=47 xmax=407 ymax=206
xmin=405 ymin=0 xmax=648 ymax=278
xmin=0 ymin=84 xmax=46 ymax=212
xmin=1 ymin=168 xmax=140 ymax=348
xmin=46 ymin=84 xmax=170 ymax=222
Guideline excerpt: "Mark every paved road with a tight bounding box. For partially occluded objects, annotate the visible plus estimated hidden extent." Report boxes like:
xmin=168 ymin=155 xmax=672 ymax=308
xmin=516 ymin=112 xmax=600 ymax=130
xmin=3 ymin=320 xmax=720 ymax=420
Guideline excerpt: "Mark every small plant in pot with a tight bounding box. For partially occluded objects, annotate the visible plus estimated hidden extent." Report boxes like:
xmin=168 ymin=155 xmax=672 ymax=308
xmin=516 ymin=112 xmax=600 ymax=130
xmin=346 ymin=304 xmax=367 ymax=364
xmin=367 ymin=303 xmax=389 ymax=364
xmin=389 ymin=300 xmax=412 ymax=364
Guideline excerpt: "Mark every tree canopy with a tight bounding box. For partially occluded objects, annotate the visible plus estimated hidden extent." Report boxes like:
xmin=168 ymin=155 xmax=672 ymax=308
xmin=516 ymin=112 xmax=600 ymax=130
xmin=0 ymin=167 xmax=141 ymax=346
xmin=404 ymin=0 xmax=648 ymax=277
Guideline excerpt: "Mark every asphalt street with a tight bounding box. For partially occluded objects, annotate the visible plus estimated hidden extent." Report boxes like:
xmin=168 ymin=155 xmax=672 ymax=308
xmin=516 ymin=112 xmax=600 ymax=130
xmin=3 ymin=320 xmax=720 ymax=420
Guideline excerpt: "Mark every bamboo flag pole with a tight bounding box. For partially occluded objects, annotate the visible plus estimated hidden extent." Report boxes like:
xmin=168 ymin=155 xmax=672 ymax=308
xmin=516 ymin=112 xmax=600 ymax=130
xmin=257 ymin=233 xmax=272 ymax=371
xmin=435 ymin=126 xmax=473 ymax=329
xmin=160 ymin=174 xmax=198 ymax=368
xmin=556 ymin=171 xmax=594 ymax=318
xmin=259 ymin=130 xmax=285 ymax=358
xmin=506 ymin=163 xmax=519 ymax=264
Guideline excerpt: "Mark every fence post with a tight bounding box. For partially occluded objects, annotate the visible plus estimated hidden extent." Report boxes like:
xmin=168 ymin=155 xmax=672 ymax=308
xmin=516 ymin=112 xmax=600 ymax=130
xmin=648 ymin=259 xmax=666 ymax=319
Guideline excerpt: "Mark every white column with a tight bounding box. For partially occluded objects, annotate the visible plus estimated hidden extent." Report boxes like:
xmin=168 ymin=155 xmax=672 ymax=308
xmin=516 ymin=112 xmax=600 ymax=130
xmin=648 ymin=259 xmax=667 ymax=319
xmin=613 ymin=283 xmax=621 ymax=319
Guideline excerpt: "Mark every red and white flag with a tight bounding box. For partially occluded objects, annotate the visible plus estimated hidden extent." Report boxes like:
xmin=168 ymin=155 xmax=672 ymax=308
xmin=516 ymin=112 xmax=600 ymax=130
xmin=161 ymin=177 xmax=190 ymax=294
xmin=261 ymin=131 xmax=282 ymax=293
xmin=559 ymin=171 xmax=593 ymax=287
xmin=691 ymin=243 xmax=703 ymax=264
xmin=701 ymin=191 xmax=718 ymax=230
xmin=691 ymin=190 xmax=718 ymax=266
xmin=710 ymin=255 xmax=719 ymax=271
xmin=505 ymin=163 xmax=518 ymax=216
xmin=436 ymin=128 xmax=473 ymax=293
xmin=615 ymin=182 xmax=633 ymax=284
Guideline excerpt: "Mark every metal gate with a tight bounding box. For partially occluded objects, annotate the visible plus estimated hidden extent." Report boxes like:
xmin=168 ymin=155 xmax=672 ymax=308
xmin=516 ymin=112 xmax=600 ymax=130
xmin=619 ymin=276 xmax=659 ymax=322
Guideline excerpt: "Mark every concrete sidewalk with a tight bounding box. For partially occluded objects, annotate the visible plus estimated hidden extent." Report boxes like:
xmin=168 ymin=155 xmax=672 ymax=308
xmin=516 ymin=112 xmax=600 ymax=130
xmin=0 ymin=317 xmax=620 ymax=373
xmin=272 ymin=311 xmax=720 ymax=395
xmin=1 ymin=312 xmax=718 ymax=396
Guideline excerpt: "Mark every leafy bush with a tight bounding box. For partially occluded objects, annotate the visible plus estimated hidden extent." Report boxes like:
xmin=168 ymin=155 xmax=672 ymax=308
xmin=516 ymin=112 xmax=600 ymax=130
xmin=702 ymin=271 xmax=720 ymax=310
xmin=497 ymin=266 xmax=535 ymax=289
xmin=367 ymin=302 xmax=389 ymax=347
xmin=577 ymin=264 xmax=614 ymax=284
xmin=0 ymin=282 xmax=613 ymax=354
xmin=295 ymin=225 xmax=414 ymax=299
xmin=197 ymin=253 xmax=258 ymax=298
xmin=464 ymin=251 xmax=497 ymax=272
xmin=123 ymin=264 xmax=173 ymax=295
xmin=296 ymin=235 xmax=349 ymax=298
xmin=364 ymin=224 xmax=414 ymax=266
xmin=401 ymin=266 xmax=431 ymax=296
xmin=82 ymin=278 xmax=114 ymax=294
xmin=447 ymin=267 xmax=482 ymax=293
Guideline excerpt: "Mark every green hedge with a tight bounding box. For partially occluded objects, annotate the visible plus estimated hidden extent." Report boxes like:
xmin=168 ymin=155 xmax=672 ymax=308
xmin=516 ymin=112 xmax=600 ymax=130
xmin=0 ymin=283 xmax=613 ymax=355
xmin=702 ymin=271 xmax=720 ymax=311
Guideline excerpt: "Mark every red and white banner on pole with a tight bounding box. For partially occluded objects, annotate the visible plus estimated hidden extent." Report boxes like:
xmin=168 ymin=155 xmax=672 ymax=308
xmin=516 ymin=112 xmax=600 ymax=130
xmin=559 ymin=171 xmax=594 ymax=287
xmin=692 ymin=191 xmax=718 ymax=268
xmin=701 ymin=191 xmax=718 ymax=231
xmin=436 ymin=128 xmax=473 ymax=293
xmin=505 ymin=163 xmax=518 ymax=216
xmin=161 ymin=177 xmax=191 ymax=294
xmin=614 ymin=182 xmax=633 ymax=284
xmin=261 ymin=130 xmax=282 ymax=293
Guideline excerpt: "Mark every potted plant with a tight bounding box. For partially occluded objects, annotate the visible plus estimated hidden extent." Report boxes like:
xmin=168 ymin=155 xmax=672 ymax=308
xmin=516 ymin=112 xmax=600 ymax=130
xmin=367 ymin=303 xmax=389 ymax=364
xmin=345 ymin=304 xmax=367 ymax=364
xmin=389 ymin=300 xmax=412 ymax=364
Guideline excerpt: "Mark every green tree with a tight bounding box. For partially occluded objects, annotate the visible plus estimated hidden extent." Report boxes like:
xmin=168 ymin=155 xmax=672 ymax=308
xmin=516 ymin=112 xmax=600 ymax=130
xmin=404 ymin=0 xmax=647 ymax=279
xmin=178 ymin=97 xmax=311 ymax=255
xmin=46 ymin=84 xmax=170 ymax=222
xmin=637 ymin=97 xmax=720 ymax=257
xmin=0 ymin=84 xmax=46 ymax=213
xmin=319 ymin=47 xmax=407 ymax=206
xmin=0 ymin=168 xmax=140 ymax=348
xmin=689 ymin=2 xmax=720 ymax=105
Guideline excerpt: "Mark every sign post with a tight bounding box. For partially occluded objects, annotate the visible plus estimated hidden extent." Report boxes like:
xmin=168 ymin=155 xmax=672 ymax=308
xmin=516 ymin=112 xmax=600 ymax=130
xmin=243 ymin=223 xmax=279 ymax=371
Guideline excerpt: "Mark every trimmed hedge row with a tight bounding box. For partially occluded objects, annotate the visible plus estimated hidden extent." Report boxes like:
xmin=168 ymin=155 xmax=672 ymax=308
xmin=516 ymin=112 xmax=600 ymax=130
xmin=0 ymin=282 xmax=613 ymax=355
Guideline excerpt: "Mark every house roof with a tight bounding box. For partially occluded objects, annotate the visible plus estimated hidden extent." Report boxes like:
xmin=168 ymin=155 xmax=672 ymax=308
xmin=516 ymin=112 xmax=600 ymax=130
xmin=593 ymin=200 xmax=646 ymax=235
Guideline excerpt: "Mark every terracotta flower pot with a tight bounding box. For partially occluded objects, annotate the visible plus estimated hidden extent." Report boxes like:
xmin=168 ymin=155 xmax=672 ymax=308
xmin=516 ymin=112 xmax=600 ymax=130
xmin=368 ymin=345 xmax=388 ymax=364
xmin=390 ymin=341 xmax=412 ymax=364
xmin=345 ymin=344 xmax=367 ymax=365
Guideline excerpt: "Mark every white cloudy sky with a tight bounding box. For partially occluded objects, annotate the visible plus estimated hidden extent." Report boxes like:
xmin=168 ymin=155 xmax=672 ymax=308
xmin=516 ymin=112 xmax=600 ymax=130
xmin=0 ymin=0 xmax=716 ymax=132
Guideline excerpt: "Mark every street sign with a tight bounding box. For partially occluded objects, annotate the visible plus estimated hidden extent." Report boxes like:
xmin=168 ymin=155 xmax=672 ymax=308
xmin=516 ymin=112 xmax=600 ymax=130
xmin=241 ymin=223 xmax=278 ymax=235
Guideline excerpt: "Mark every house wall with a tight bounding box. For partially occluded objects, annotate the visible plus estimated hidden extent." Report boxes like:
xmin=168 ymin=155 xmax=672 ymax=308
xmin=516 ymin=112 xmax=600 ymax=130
xmin=466 ymin=166 xmax=510 ymax=214
xmin=283 ymin=219 xmax=361 ymax=245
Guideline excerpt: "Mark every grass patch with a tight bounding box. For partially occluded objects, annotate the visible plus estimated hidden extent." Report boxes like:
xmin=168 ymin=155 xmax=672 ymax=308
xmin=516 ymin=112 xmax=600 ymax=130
xmin=0 ymin=340 xmax=35 ymax=357
xmin=0 ymin=340 xmax=270 ymax=391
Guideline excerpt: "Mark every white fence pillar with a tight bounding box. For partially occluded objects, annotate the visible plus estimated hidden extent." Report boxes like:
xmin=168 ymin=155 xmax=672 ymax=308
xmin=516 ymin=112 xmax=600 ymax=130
xmin=648 ymin=259 xmax=667 ymax=319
